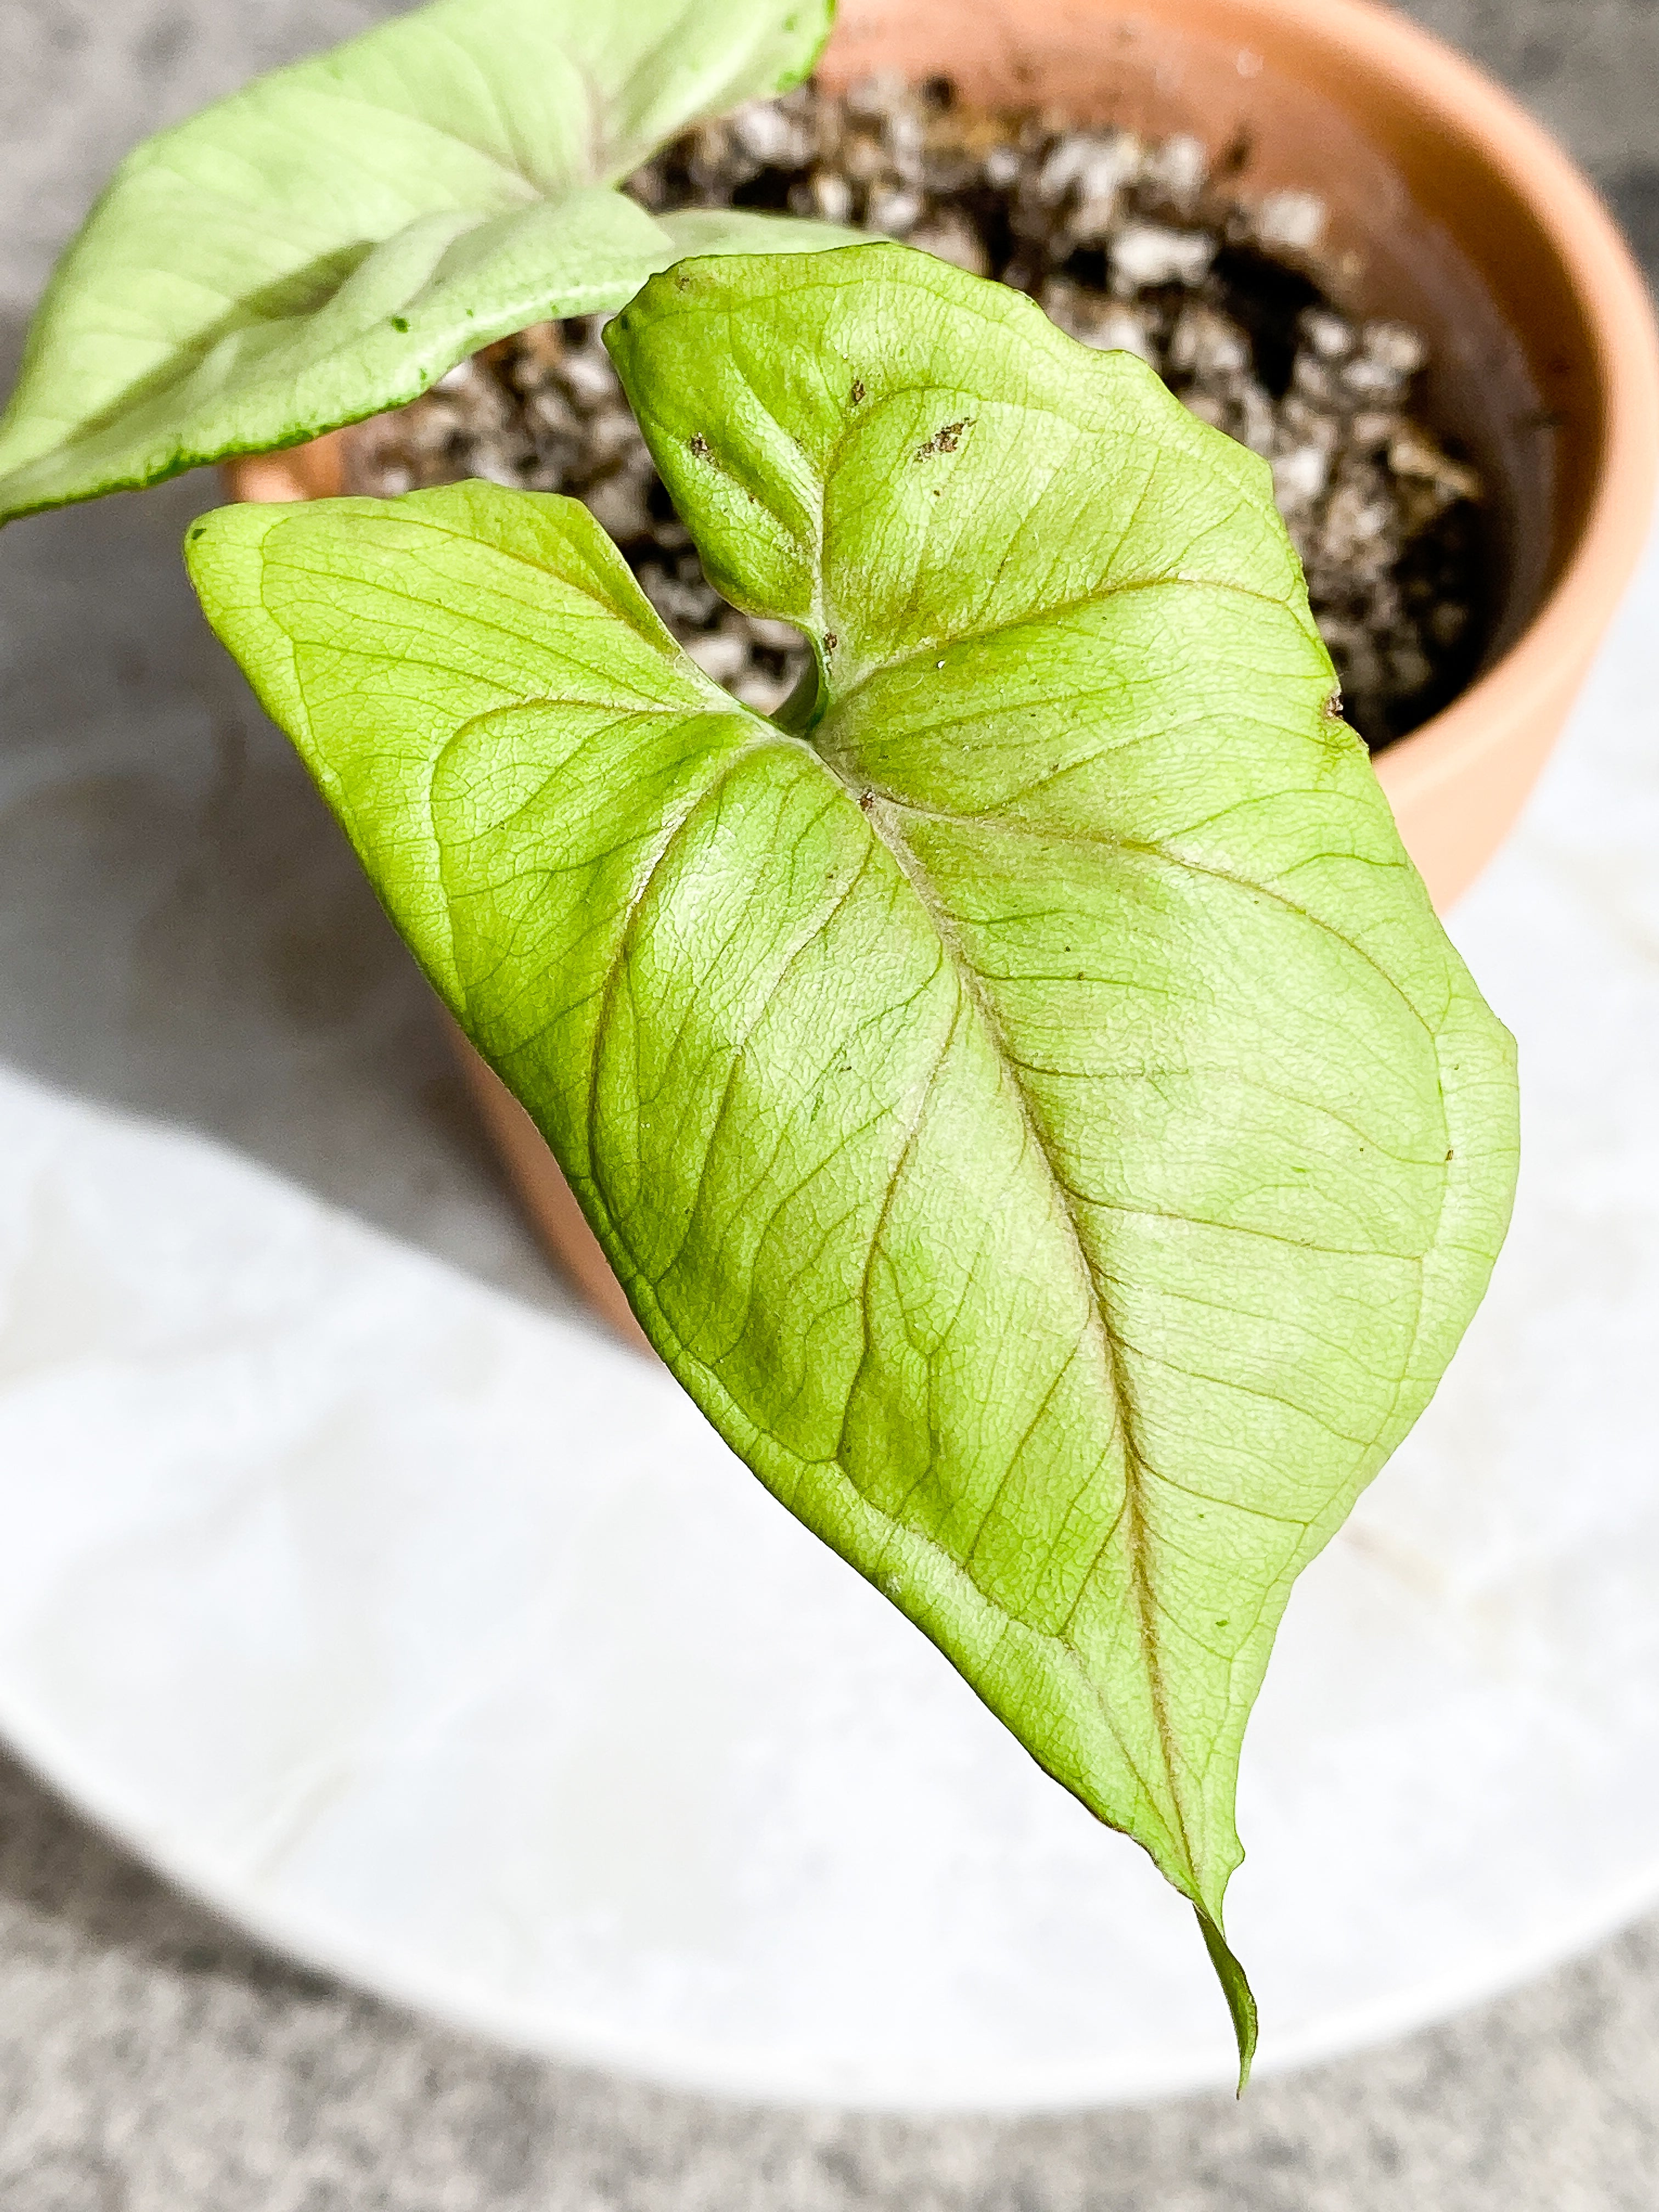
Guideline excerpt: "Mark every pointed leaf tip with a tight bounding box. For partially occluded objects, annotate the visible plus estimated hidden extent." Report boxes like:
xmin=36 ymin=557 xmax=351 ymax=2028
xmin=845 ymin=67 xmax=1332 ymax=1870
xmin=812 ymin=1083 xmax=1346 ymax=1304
xmin=1198 ymin=1910 xmax=1259 ymax=2092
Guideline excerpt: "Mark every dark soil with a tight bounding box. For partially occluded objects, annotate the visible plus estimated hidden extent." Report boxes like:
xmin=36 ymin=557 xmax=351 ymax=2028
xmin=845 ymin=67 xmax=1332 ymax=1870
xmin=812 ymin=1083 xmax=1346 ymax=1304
xmin=347 ymin=76 xmax=1491 ymax=751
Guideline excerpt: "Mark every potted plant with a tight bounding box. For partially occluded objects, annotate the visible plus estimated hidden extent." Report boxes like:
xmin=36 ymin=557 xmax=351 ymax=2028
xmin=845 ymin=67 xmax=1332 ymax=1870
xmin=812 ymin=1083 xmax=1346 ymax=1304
xmin=0 ymin=0 xmax=1647 ymax=2083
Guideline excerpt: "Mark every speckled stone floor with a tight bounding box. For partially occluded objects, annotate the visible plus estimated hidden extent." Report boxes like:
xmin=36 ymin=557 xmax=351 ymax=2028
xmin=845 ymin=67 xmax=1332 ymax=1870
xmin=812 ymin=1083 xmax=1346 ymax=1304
xmin=1 ymin=4 xmax=1657 ymax=2205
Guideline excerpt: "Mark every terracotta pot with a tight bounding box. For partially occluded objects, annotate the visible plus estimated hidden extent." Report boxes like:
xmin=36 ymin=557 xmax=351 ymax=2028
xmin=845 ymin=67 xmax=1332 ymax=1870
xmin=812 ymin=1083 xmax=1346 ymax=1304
xmin=223 ymin=0 xmax=1659 ymax=1344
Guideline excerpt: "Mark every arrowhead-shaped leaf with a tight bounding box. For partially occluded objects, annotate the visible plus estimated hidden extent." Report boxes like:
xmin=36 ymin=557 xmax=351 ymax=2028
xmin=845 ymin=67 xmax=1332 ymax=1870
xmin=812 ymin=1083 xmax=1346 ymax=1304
xmin=0 ymin=0 xmax=848 ymax=523
xmin=185 ymin=244 xmax=1519 ymax=2078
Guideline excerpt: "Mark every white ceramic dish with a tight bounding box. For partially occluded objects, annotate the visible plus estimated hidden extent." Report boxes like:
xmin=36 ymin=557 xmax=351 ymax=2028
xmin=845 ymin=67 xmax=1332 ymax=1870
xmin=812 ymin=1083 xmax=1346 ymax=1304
xmin=0 ymin=531 xmax=1656 ymax=2113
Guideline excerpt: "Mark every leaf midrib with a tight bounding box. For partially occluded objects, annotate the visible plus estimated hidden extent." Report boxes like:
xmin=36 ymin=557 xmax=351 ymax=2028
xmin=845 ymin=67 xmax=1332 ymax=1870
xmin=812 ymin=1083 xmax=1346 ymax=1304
xmin=854 ymin=784 xmax=1207 ymax=1894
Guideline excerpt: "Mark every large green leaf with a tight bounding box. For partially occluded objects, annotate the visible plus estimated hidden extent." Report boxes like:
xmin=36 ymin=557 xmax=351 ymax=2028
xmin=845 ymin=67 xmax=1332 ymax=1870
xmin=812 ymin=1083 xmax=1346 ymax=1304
xmin=0 ymin=0 xmax=847 ymax=523
xmin=185 ymin=244 xmax=1519 ymax=2078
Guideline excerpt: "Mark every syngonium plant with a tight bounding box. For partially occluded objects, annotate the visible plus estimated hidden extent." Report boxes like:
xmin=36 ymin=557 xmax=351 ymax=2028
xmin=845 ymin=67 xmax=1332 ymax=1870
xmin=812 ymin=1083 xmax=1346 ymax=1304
xmin=3 ymin=0 xmax=1519 ymax=2087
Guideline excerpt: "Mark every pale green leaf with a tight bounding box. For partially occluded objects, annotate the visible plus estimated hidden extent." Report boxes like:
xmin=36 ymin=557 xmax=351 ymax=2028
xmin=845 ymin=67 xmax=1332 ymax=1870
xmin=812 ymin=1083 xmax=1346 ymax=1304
xmin=0 ymin=0 xmax=844 ymax=521
xmin=185 ymin=244 xmax=1520 ymax=2079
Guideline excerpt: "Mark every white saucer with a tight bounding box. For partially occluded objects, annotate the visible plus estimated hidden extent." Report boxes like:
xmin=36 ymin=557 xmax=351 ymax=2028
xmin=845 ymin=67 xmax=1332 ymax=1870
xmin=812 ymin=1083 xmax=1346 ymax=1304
xmin=0 ymin=528 xmax=1656 ymax=2112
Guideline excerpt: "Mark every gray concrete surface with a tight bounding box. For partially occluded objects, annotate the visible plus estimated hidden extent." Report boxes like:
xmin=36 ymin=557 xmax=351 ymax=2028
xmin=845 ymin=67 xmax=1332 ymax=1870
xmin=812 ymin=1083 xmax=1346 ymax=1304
xmin=1 ymin=2 xmax=1657 ymax=2204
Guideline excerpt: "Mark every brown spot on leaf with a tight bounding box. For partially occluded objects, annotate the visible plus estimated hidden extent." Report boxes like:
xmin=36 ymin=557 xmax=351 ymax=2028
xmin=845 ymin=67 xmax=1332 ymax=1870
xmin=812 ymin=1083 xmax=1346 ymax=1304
xmin=915 ymin=416 xmax=972 ymax=461
xmin=850 ymin=377 xmax=866 ymax=405
xmin=688 ymin=432 xmax=712 ymax=460
xmin=823 ymin=631 xmax=838 ymax=652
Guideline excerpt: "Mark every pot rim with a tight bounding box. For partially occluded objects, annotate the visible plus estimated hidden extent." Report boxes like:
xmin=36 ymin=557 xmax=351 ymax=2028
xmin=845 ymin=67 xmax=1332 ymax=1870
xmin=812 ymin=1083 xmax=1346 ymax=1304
xmin=1228 ymin=0 xmax=1659 ymax=806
